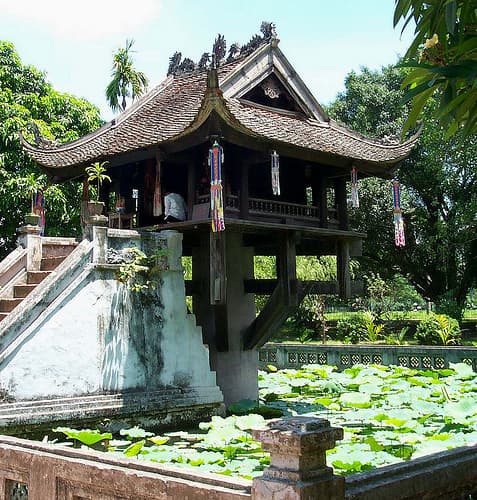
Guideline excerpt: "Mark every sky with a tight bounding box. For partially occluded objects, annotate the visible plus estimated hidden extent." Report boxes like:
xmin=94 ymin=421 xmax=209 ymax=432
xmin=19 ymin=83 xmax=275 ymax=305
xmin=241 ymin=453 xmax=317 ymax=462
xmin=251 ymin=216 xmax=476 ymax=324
xmin=0 ymin=0 xmax=415 ymax=122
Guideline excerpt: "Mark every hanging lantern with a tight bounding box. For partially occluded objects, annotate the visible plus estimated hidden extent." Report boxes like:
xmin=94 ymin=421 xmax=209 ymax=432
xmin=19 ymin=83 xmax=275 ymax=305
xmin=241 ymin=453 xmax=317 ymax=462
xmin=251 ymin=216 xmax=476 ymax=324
xmin=271 ymin=150 xmax=280 ymax=196
xmin=351 ymin=166 xmax=359 ymax=208
xmin=392 ymin=178 xmax=405 ymax=247
xmin=208 ymin=140 xmax=225 ymax=232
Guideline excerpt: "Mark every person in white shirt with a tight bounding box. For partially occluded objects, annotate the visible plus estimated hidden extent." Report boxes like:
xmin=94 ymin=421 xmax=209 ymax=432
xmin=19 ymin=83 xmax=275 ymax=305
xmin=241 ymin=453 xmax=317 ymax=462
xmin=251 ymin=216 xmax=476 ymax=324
xmin=164 ymin=191 xmax=187 ymax=222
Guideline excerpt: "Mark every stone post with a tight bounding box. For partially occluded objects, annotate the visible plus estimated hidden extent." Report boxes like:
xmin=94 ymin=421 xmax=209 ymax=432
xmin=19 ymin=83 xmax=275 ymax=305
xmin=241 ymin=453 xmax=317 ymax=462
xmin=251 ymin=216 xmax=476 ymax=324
xmin=252 ymin=417 xmax=345 ymax=500
xmin=17 ymin=224 xmax=42 ymax=271
xmin=89 ymin=215 xmax=108 ymax=265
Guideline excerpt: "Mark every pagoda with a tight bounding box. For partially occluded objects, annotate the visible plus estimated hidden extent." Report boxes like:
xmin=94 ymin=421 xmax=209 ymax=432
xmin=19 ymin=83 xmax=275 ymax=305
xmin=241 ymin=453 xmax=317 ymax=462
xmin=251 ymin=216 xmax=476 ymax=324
xmin=22 ymin=25 xmax=417 ymax=402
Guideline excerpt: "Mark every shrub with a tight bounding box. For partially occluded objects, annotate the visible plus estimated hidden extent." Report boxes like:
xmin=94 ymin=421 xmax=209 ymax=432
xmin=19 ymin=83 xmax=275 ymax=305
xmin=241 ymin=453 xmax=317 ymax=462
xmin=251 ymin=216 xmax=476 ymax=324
xmin=414 ymin=314 xmax=461 ymax=345
xmin=335 ymin=315 xmax=367 ymax=344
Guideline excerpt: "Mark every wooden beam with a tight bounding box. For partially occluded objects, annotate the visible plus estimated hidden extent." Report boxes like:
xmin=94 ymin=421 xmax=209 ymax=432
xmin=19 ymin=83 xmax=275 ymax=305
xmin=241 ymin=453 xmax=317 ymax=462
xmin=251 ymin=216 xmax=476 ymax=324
xmin=313 ymin=175 xmax=328 ymax=228
xmin=243 ymin=282 xmax=296 ymax=350
xmin=244 ymin=279 xmax=333 ymax=295
xmin=184 ymin=280 xmax=200 ymax=295
xmin=277 ymin=231 xmax=298 ymax=306
xmin=243 ymin=231 xmax=298 ymax=350
xmin=334 ymin=177 xmax=348 ymax=230
xmin=337 ymin=239 xmax=351 ymax=299
xmin=187 ymin=161 xmax=196 ymax=220
xmin=209 ymin=231 xmax=227 ymax=304
xmin=213 ymin=304 xmax=229 ymax=352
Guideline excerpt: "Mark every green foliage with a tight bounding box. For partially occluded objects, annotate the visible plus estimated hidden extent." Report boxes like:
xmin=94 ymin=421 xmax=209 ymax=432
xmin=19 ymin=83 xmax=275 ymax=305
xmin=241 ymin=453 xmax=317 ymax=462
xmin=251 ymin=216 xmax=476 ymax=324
xmin=386 ymin=326 xmax=410 ymax=345
xmin=363 ymin=312 xmax=384 ymax=342
xmin=394 ymin=0 xmax=477 ymax=137
xmin=115 ymin=246 xmax=168 ymax=293
xmin=328 ymin=63 xmax=477 ymax=318
xmin=328 ymin=65 xmax=410 ymax=138
xmin=0 ymin=40 xmax=102 ymax=257
xmin=119 ymin=426 xmax=153 ymax=439
xmin=49 ymin=363 xmax=477 ymax=479
xmin=53 ymin=427 xmax=112 ymax=448
xmin=106 ymin=39 xmax=149 ymax=112
xmin=85 ymin=161 xmax=111 ymax=202
xmin=414 ymin=313 xmax=461 ymax=345
xmin=335 ymin=315 xmax=367 ymax=343
xmin=228 ymin=399 xmax=283 ymax=418
xmin=259 ymin=363 xmax=477 ymax=474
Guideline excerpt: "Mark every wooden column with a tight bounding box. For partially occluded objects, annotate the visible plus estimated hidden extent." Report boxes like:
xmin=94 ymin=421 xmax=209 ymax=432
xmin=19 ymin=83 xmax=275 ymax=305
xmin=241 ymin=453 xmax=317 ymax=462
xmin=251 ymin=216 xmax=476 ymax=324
xmin=313 ymin=175 xmax=328 ymax=228
xmin=277 ymin=231 xmax=298 ymax=306
xmin=337 ymin=239 xmax=351 ymax=299
xmin=240 ymin=161 xmax=249 ymax=219
xmin=335 ymin=177 xmax=349 ymax=230
xmin=187 ymin=161 xmax=196 ymax=220
xmin=210 ymin=231 xmax=226 ymax=305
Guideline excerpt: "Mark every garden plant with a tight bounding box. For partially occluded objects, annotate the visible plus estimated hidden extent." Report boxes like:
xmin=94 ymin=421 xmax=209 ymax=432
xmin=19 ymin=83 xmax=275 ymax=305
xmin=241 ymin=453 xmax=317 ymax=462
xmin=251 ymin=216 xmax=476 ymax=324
xmin=52 ymin=362 xmax=477 ymax=479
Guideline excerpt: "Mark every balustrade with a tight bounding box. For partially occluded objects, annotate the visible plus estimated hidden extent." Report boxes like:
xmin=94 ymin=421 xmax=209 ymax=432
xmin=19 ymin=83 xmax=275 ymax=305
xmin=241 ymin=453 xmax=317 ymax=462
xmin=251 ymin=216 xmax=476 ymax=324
xmin=194 ymin=194 xmax=341 ymax=227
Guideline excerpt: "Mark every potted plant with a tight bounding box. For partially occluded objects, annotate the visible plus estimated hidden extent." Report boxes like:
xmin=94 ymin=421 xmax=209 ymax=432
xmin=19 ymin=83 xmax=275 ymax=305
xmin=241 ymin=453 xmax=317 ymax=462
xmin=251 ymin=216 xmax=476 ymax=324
xmin=85 ymin=161 xmax=111 ymax=216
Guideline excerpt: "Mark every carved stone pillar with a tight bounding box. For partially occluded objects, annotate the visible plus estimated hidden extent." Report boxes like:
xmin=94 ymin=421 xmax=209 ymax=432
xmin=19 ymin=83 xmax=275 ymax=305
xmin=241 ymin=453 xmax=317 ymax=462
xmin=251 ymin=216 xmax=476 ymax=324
xmin=252 ymin=417 xmax=345 ymax=500
xmin=17 ymin=224 xmax=42 ymax=271
xmin=90 ymin=215 xmax=108 ymax=264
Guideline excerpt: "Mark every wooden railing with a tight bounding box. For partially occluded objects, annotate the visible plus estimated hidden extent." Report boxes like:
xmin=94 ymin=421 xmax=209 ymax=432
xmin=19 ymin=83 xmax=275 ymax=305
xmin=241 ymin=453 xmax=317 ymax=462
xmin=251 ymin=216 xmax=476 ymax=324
xmin=195 ymin=194 xmax=339 ymax=226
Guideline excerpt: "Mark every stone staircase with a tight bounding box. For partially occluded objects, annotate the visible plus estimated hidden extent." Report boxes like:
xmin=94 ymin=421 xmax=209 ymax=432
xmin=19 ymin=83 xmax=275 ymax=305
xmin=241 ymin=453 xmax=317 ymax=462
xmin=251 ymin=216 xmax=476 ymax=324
xmin=0 ymin=240 xmax=78 ymax=323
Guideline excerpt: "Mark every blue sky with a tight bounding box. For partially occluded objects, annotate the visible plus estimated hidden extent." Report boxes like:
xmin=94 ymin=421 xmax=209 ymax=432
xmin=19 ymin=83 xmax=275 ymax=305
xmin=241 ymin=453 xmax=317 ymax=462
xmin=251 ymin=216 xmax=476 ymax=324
xmin=0 ymin=0 xmax=414 ymax=121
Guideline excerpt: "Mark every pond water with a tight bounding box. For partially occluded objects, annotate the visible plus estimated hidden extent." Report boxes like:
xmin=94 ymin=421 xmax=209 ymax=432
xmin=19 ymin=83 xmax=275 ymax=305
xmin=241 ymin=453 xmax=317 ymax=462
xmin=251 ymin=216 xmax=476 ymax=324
xmin=45 ymin=362 xmax=477 ymax=478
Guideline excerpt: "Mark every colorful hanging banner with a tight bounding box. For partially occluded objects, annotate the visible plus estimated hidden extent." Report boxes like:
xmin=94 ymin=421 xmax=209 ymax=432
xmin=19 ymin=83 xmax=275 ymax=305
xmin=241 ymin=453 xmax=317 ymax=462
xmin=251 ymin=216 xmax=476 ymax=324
xmin=351 ymin=166 xmax=359 ymax=208
xmin=392 ymin=178 xmax=405 ymax=247
xmin=208 ymin=140 xmax=225 ymax=232
xmin=33 ymin=189 xmax=45 ymax=235
xmin=271 ymin=150 xmax=280 ymax=196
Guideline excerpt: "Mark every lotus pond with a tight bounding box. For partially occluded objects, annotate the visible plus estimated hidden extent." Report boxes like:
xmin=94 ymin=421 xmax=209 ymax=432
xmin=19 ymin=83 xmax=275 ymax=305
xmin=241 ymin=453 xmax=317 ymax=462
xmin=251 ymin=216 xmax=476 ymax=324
xmin=52 ymin=362 xmax=477 ymax=479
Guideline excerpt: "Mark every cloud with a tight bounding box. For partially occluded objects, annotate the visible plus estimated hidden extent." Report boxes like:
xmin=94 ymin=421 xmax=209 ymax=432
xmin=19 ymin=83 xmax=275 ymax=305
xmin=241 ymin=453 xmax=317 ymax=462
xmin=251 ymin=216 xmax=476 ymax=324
xmin=0 ymin=0 xmax=162 ymax=39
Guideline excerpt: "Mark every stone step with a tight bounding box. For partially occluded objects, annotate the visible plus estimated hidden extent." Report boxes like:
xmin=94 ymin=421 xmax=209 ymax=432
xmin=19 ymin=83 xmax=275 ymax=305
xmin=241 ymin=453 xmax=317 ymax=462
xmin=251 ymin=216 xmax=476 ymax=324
xmin=27 ymin=270 xmax=52 ymax=284
xmin=0 ymin=298 xmax=23 ymax=313
xmin=40 ymin=256 xmax=66 ymax=271
xmin=42 ymin=242 xmax=78 ymax=259
xmin=13 ymin=284 xmax=37 ymax=299
xmin=0 ymin=388 xmax=191 ymax=415
xmin=0 ymin=313 xmax=8 ymax=322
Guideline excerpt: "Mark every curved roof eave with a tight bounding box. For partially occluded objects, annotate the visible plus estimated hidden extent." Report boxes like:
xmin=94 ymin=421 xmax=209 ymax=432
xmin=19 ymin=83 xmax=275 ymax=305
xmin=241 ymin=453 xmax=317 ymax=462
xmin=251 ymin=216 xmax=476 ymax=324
xmin=20 ymin=46 xmax=419 ymax=177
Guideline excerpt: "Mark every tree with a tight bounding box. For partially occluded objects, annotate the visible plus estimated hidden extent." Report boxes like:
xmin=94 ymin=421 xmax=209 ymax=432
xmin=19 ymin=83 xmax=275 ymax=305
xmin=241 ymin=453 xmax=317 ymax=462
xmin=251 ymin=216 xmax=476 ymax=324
xmin=328 ymin=63 xmax=477 ymax=319
xmin=0 ymin=41 xmax=102 ymax=258
xmin=394 ymin=0 xmax=477 ymax=137
xmin=106 ymin=39 xmax=149 ymax=113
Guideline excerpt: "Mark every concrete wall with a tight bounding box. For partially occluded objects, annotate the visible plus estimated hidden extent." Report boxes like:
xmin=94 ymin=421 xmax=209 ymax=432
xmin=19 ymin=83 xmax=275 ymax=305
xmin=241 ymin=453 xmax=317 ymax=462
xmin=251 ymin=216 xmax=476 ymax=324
xmin=0 ymin=229 xmax=222 ymax=425
xmin=259 ymin=343 xmax=477 ymax=372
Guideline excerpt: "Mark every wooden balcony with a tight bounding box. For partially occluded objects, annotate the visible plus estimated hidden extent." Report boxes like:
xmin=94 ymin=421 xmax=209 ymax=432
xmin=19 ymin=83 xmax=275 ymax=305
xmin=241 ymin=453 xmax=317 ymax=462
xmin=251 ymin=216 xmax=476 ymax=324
xmin=195 ymin=194 xmax=340 ymax=229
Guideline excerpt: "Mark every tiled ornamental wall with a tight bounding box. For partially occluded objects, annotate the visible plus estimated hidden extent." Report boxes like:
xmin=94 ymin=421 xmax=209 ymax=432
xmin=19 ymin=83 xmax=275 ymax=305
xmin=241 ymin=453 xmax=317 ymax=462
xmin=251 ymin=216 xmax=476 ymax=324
xmin=259 ymin=344 xmax=477 ymax=371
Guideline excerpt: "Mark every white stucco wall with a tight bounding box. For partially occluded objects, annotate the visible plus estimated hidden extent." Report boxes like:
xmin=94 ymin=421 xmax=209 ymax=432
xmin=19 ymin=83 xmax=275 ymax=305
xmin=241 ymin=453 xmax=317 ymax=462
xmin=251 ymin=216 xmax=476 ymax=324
xmin=0 ymin=231 xmax=220 ymax=403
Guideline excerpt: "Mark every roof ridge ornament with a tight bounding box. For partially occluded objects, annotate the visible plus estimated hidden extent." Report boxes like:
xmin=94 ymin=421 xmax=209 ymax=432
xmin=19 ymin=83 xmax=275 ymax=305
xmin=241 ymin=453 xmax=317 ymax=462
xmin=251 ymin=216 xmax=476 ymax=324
xmin=29 ymin=121 xmax=58 ymax=149
xmin=166 ymin=22 xmax=278 ymax=77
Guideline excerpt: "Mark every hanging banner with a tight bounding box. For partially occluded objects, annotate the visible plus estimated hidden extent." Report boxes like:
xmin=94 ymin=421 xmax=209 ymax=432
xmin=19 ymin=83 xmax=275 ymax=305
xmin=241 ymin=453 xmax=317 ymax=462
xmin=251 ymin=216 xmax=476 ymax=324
xmin=271 ymin=150 xmax=280 ymax=196
xmin=208 ymin=140 xmax=225 ymax=232
xmin=392 ymin=178 xmax=405 ymax=247
xmin=351 ymin=166 xmax=359 ymax=208
xmin=33 ymin=189 xmax=45 ymax=235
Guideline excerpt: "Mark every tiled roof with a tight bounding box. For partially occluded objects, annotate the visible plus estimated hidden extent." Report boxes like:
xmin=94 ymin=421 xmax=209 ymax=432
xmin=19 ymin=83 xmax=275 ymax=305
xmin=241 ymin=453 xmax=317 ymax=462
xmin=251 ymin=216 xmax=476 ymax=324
xmin=226 ymin=99 xmax=416 ymax=165
xmin=21 ymin=70 xmax=207 ymax=170
xmin=21 ymin=45 xmax=417 ymax=174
